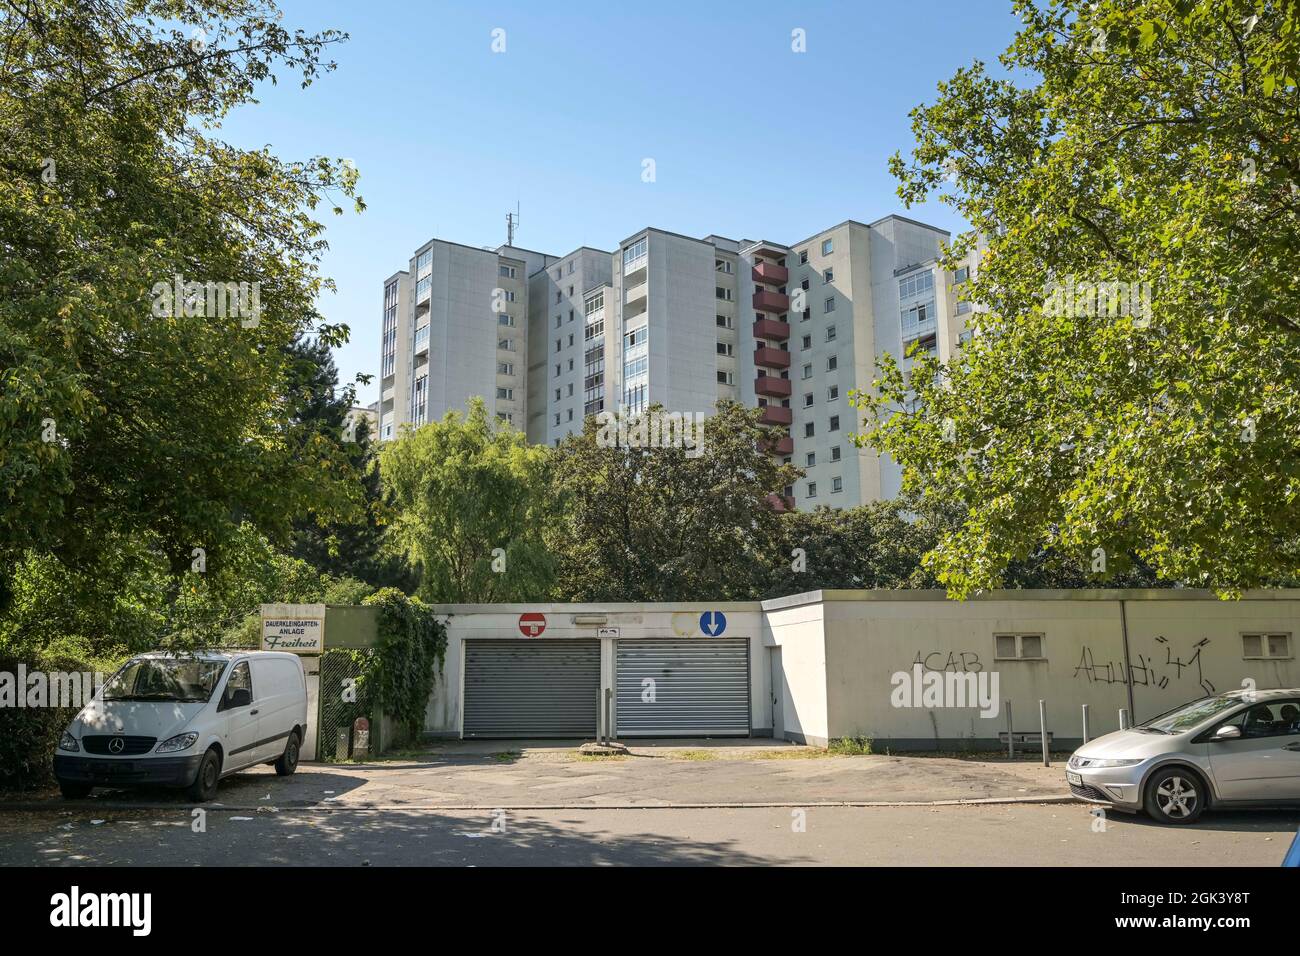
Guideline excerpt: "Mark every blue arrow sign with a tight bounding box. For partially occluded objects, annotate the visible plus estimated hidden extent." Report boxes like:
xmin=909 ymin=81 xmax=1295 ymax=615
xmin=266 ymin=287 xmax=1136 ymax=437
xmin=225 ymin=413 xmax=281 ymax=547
xmin=1284 ymin=829 xmax=1300 ymax=868
xmin=699 ymin=611 xmax=727 ymax=637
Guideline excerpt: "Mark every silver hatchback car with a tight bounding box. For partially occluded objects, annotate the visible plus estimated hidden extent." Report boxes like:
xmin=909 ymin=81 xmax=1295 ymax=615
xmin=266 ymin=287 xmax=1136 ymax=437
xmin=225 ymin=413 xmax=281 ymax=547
xmin=1067 ymin=689 xmax=1300 ymax=824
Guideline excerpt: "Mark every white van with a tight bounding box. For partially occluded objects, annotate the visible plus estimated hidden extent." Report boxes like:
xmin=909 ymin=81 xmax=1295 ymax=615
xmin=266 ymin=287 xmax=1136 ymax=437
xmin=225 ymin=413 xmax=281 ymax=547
xmin=53 ymin=650 xmax=308 ymax=801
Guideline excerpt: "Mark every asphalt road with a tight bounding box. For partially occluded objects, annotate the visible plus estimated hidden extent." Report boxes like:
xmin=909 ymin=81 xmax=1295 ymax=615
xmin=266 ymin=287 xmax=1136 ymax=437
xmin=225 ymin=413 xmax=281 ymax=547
xmin=2 ymin=803 xmax=1297 ymax=866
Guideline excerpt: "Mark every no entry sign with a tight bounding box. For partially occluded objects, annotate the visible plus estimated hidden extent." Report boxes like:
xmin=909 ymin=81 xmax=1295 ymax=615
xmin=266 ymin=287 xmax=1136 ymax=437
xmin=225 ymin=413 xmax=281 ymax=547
xmin=518 ymin=612 xmax=547 ymax=638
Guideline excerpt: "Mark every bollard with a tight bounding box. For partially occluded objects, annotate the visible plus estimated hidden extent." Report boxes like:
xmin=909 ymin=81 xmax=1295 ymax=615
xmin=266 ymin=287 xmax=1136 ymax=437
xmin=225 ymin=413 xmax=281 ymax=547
xmin=1082 ymin=704 xmax=1091 ymax=744
xmin=335 ymin=728 xmax=350 ymax=762
xmin=1119 ymin=708 xmax=1130 ymax=731
xmin=1006 ymin=700 xmax=1014 ymax=759
xmin=1038 ymin=699 xmax=1049 ymax=767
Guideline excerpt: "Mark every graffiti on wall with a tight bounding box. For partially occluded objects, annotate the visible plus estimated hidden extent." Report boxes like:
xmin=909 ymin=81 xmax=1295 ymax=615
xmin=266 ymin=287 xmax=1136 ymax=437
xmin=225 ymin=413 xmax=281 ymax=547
xmin=1074 ymin=636 xmax=1215 ymax=695
xmin=911 ymin=650 xmax=984 ymax=673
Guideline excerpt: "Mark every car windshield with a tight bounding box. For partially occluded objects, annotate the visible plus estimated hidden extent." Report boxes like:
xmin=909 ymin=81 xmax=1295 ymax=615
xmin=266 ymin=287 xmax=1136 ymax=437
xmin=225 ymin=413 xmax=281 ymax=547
xmin=102 ymin=658 xmax=227 ymax=703
xmin=1137 ymin=695 xmax=1244 ymax=734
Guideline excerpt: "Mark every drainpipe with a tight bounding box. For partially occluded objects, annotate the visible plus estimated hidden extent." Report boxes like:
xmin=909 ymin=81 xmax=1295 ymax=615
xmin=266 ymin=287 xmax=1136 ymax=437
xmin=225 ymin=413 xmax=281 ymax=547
xmin=1119 ymin=597 xmax=1136 ymax=724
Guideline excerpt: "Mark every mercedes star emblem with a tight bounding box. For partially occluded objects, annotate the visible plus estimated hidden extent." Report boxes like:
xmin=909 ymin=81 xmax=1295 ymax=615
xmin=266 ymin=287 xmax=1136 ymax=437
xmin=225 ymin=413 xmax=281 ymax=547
xmin=108 ymin=737 xmax=125 ymax=754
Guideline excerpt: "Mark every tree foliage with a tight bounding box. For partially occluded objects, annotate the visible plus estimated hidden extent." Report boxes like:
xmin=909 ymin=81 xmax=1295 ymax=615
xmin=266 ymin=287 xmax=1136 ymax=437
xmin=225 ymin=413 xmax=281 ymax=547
xmin=858 ymin=0 xmax=1300 ymax=597
xmin=379 ymin=399 xmax=557 ymax=603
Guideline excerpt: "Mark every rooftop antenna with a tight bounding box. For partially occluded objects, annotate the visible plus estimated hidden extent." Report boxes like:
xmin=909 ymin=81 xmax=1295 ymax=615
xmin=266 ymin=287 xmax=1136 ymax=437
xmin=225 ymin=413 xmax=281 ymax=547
xmin=506 ymin=202 xmax=520 ymax=246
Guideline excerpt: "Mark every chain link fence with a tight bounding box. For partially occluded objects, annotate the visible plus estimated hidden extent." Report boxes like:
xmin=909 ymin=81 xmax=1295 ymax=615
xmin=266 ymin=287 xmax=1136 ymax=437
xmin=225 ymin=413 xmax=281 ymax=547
xmin=317 ymin=649 xmax=374 ymax=762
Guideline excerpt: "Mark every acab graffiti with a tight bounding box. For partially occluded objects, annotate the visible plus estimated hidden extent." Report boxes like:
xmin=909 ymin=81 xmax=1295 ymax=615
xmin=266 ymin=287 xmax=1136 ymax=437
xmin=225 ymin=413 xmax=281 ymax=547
xmin=1074 ymin=636 xmax=1215 ymax=695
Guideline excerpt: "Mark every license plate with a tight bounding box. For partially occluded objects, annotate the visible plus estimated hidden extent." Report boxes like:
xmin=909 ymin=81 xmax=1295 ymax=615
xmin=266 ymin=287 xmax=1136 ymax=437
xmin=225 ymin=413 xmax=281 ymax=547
xmin=93 ymin=763 xmax=133 ymax=776
xmin=1066 ymin=771 xmax=1082 ymax=786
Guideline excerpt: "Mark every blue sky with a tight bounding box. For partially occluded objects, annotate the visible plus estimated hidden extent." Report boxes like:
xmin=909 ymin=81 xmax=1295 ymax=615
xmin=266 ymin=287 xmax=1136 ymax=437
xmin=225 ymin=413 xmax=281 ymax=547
xmin=218 ymin=1 xmax=1022 ymax=405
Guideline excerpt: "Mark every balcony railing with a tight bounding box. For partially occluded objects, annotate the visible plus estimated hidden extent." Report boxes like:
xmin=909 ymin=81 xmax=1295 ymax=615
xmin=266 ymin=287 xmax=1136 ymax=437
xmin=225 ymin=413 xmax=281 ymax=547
xmin=755 ymin=376 xmax=792 ymax=398
xmin=752 ymin=317 xmax=790 ymax=341
xmin=752 ymin=261 xmax=789 ymax=285
xmin=759 ymin=405 xmax=793 ymax=426
xmin=752 ymin=289 xmax=790 ymax=314
xmin=754 ymin=347 xmax=791 ymax=369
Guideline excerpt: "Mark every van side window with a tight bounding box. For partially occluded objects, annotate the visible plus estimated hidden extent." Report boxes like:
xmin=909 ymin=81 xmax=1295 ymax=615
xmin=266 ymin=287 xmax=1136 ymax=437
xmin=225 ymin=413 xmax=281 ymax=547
xmin=221 ymin=662 xmax=254 ymax=710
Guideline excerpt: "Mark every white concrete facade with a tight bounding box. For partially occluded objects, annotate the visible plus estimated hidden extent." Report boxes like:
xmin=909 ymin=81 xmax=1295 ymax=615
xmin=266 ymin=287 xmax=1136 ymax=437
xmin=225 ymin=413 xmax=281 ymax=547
xmin=419 ymin=590 xmax=1300 ymax=749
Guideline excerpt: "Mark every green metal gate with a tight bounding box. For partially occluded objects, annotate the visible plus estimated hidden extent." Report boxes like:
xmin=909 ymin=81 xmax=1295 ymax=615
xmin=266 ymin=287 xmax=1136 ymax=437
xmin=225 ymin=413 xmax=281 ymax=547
xmin=317 ymin=649 xmax=374 ymax=761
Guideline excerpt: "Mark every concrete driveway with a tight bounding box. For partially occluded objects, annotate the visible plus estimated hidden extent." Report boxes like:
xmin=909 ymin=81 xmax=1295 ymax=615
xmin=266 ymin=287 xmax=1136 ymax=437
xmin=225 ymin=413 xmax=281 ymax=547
xmin=3 ymin=740 xmax=1072 ymax=810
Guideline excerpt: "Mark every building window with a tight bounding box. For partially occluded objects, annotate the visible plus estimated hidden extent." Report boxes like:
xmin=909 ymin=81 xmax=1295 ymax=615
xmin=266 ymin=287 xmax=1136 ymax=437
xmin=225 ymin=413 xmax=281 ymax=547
xmin=823 ymin=268 xmax=833 ymax=284
xmin=716 ymin=314 xmax=733 ymax=329
xmin=801 ymin=334 xmax=812 ymax=350
xmin=569 ymin=262 xmax=575 ymax=274
xmin=826 ymin=325 xmax=837 ymax=342
xmin=899 ymin=270 xmax=935 ymax=300
xmin=623 ymin=236 xmax=648 ymax=270
xmin=957 ymin=299 xmax=972 ymax=315
xmin=804 ymin=422 xmax=815 ymax=438
xmin=995 ymin=634 xmax=1045 ymax=660
xmin=717 ymin=342 xmax=733 ymax=356
xmin=568 ymin=285 xmax=574 ymax=297
xmin=569 ymin=309 xmax=575 ymax=322
xmin=568 ymin=334 xmax=575 ymax=347
xmin=824 ymin=296 xmax=835 ymax=313
xmin=716 ymin=287 xmax=733 ymax=301
xmin=715 ymin=259 xmax=733 ymax=273
xmin=496 ymin=387 xmax=514 ymax=401
xmin=554 ymin=388 xmax=561 ymax=401
xmin=803 ymin=393 xmax=814 ymax=408
xmin=567 ymin=408 xmax=574 ymax=421
xmin=567 ymin=383 xmax=574 ymax=397
xmin=831 ymin=476 xmax=843 ymax=493
xmin=498 ymin=314 xmax=515 ymax=327
xmin=499 ymin=338 xmax=516 ymax=352
xmin=821 ymin=238 xmax=833 ymax=255
xmin=802 ymin=363 xmax=812 ymax=380
xmin=555 ymin=291 xmax=562 ymax=304
xmin=829 ymin=415 xmax=840 ymax=431
xmin=805 ymin=452 xmax=816 ymax=467
xmin=807 ymin=481 xmax=817 ymax=498
xmin=798 ymin=250 xmax=808 ymax=265
xmin=827 ymin=355 xmax=838 ymax=371
xmin=800 ymin=278 xmax=810 ymax=291
xmin=555 ymin=315 xmax=562 ymax=329
xmin=827 ymin=385 xmax=839 ymax=402
xmin=568 ymin=359 xmax=574 ymax=371
xmin=717 ymin=370 xmax=734 ymax=385
xmin=554 ymin=364 xmax=561 ymax=376
xmin=1242 ymin=633 xmax=1293 ymax=660
xmin=954 ymin=266 xmax=970 ymax=284
xmin=554 ymin=413 xmax=560 ymax=426
xmin=497 ymin=362 xmax=514 ymax=376
xmin=831 ymin=445 xmax=841 ymax=462
xmin=555 ymin=339 xmax=562 ymax=353
xmin=499 ymin=264 xmax=516 ymax=279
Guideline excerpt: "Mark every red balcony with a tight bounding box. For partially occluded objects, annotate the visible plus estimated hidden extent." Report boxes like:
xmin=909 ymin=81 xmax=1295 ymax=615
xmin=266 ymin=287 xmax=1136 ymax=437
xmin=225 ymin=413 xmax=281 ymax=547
xmin=752 ymin=289 xmax=790 ymax=314
xmin=754 ymin=346 xmax=790 ymax=369
xmin=752 ymin=261 xmax=789 ymax=286
xmin=772 ymin=435 xmax=794 ymax=455
xmin=759 ymin=404 xmax=793 ymax=426
xmin=752 ymin=317 xmax=790 ymax=341
xmin=766 ymin=492 xmax=794 ymax=512
xmin=755 ymin=375 xmax=792 ymax=398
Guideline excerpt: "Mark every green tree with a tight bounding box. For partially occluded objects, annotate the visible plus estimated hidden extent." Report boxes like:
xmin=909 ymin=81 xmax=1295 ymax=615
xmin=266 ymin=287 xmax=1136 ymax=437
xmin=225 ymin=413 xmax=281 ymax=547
xmin=379 ymin=399 xmax=557 ymax=603
xmin=0 ymin=1 xmax=363 ymax=613
xmin=857 ymin=0 xmax=1300 ymax=598
xmin=551 ymin=401 xmax=800 ymax=601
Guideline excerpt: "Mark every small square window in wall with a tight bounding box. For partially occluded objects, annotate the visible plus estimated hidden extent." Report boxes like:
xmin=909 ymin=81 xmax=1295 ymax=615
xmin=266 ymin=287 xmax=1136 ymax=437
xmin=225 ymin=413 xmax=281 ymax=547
xmin=807 ymin=482 xmax=817 ymax=498
xmin=995 ymin=633 xmax=1045 ymax=660
xmin=1242 ymin=633 xmax=1293 ymax=660
xmin=822 ymin=238 xmax=833 ymax=255
xmin=799 ymin=250 xmax=809 ymax=265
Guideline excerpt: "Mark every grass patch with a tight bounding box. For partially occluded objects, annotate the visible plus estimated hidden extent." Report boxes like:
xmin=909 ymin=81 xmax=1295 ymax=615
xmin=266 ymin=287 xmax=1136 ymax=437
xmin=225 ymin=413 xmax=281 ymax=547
xmin=573 ymin=752 xmax=628 ymax=762
xmin=490 ymin=750 xmax=522 ymax=763
xmin=671 ymin=750 xmax=719 ymax=761
xmin=744 ymin=748 xmax=835 ymax=760
xmin=828 ymin=736 xmax=874 ymax=755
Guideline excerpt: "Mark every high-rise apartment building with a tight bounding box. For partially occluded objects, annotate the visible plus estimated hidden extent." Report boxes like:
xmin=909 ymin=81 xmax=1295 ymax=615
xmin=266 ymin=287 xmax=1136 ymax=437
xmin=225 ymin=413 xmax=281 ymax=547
xmin=378 ymin=214 xmax=979 ymax=509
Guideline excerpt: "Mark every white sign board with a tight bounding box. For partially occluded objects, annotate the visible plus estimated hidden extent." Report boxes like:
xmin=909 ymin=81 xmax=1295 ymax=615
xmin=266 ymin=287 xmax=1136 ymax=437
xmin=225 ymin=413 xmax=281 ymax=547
xmin=260 ymin=603 xmax=326 ymax=654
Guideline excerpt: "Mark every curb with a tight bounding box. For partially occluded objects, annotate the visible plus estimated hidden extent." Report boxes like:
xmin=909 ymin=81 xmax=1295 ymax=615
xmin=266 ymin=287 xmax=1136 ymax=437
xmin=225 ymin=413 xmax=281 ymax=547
xmin=0 ymin=794 xmax=1080 ymax=813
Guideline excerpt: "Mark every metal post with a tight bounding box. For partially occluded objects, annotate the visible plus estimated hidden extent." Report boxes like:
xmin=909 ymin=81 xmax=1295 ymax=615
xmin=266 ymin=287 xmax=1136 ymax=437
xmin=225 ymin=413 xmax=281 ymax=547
xmin=1119 ymin=708 xmax=1129 ymax=730
xmin=1038 ymin=699 xmax=1049 ymax=767
xmin=1082 ymin=704 xmax=1090 ymax=744
xmin=1006 ymin=700 xmax=1014 ymax=759
xmin=604 ymin=688 xmax=613 ymax=745
xmin=597 ymin=688 xmax=605 ymax=743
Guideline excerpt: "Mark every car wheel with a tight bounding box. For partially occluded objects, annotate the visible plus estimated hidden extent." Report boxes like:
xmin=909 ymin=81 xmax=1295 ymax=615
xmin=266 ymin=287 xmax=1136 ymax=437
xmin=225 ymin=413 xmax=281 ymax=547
xmin=1144 ymin=767 xmax=1205 ymax=824
xmin=274 ymin=731 xmax=300 ymax=777
xmin=187 ymin=748 xmax=221 ymax=802
xmin=58 ymin=781 xmax=92 ymax=800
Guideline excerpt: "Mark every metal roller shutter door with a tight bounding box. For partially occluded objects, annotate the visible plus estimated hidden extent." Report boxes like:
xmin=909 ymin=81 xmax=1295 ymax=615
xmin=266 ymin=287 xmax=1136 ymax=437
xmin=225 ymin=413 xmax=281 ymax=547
xmin=464 ymin=640 xmax=599 ymax=738
xmin=615 ymin=638 xmax=750 ymax=737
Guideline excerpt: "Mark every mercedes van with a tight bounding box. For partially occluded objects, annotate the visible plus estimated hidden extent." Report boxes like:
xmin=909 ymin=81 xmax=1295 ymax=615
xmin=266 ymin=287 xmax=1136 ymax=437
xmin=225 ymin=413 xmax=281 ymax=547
xmin=53 ymin=650 xmax=308 ymax=801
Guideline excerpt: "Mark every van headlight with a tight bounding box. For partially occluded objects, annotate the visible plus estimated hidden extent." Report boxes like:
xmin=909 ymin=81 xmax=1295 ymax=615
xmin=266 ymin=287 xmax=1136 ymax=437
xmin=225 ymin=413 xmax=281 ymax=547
xmin=156 ymin=732 xmax=199 ymax=753
xmin=58 ymin=732 xmax=80 ymax=753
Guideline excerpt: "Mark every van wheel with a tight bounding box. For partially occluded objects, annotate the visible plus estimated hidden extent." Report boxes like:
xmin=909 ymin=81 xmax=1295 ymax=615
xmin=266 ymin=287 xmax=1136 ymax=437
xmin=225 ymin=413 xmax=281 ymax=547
xmin=1144 ymin=767 xmax=1205 ymax=825
xmin=59 ymin=782 xmax=92 ymax=799
xmin=188 ymin=748 xmax=221 ymax=802
xmin=274 ymin=732 xmax=301 ymax=777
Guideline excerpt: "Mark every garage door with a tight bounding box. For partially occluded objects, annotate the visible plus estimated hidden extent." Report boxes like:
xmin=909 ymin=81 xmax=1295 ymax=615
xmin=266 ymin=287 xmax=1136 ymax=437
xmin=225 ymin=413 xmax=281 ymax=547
xmin=615 ymin=638 xmax=750 ymax=737
xmin=463 ymin=640 xmax=599 ymax=738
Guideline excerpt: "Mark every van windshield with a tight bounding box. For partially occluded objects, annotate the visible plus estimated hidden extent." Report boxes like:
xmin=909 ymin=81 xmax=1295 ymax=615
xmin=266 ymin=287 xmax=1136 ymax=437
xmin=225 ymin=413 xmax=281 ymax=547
xmin=102 ymin=659 xmax=227 ymax=703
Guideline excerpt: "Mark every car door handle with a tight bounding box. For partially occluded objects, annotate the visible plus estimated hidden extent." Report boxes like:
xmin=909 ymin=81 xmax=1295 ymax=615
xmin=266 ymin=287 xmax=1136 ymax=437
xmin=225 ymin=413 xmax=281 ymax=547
xmin=250 ymin=709 xmax=259 ymax=716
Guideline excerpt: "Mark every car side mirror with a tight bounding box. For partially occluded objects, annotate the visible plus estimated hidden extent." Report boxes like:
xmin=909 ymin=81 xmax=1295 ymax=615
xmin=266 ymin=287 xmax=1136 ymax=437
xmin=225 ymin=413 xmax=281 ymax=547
xmin=1213 ymin=724 xmax=1242 ymax=740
